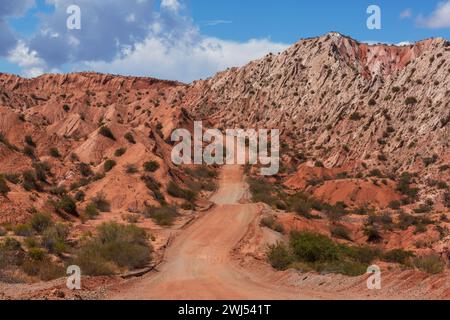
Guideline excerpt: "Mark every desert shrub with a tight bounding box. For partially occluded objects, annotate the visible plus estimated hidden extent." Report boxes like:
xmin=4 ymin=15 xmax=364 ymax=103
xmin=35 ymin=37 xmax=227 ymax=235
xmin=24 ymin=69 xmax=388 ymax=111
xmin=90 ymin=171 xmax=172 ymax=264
xmin=74 ymin=190 xmax=85 ymax=202
xmin=23 ymin=146 xmax=35 ymax=159
xmin=13 ymin=224 xmax=33 ymax=237
xmin=0 ymin=176 xmax=10 ymax=196
xmin=49 ymin=147 xmax=61 ymax=158
xmin=91 ymin=192 xmax=111 ymax=212
xmin=290 ymin=231 xmax=339 ymax=263
xmin=24 ymin=135 xmax=36 ymax=147
xmin=3 ymin=173 xmax=20 ymax=185
xmin=73 ymin=222 xmax=152 ymax=275
xmin=30 ymin=212 xmax=53 ymax=234
xmin=114 ymin=147 xmax=127 ymax=157
xmin=63 ymin=104 xmax=70 ymax=112
xmin=53 ymin=195 xmax=78 ymax=216
xmin=397 ymin=172 xmax=419 ymax=202
xmin=388 ymin=200 xmax=401 ymax=210
xmin=383 ymin=249 xmax=415 ymax=265
xmin=141 ymin=175 xmax=165 ymax=204
xmin=267 ymin=242 xmax=293 ymax=270
xmin=143 ymin=161 xmax=160 ymax=172
xmin=104 ymin=159 xmax=117 ymax=172
xmin=260 ymin=216 xmax=284 ymax=233
xmin=363 ymin=226 xmax=382 ymax=243
xmin=330 ymin=225 xmax=351 ymax=241
xmin=125 ymin=164 xmax=138 ymax=174
xmin=22 ymin=255 xmax=65 ymax=281
xmin=248 ymin=178 xmax=278 ymax=206
xmin=368 ymin=99 xmax=376 ymax=106
xmin=99 ymin=126 xmax=116 ymax=140
xmin=41 ymin=223 xmax=69 ymax=255
xmin=0 ymin=226 xmax=6 ymax=236
xmin=167 ymin=181 xmax=197 ymax=202
xmin=145 ymin=206 xmax=178 ymax=226
xmin=405 ymin=97 xmax=418 ymax=105
xmin=79 ymin=163 xmax=94 ymax=177
xmin=84 ymin=203 xmax=100 ymax=219
xmin=413 ymin=254 xmax=445 ymax=274
xmin=0 ymin=238 xmax=25 ymax=268
xmin=33 ymin=161 xmax=51 ymax=182
xmin=350 ymin=112 xmax=363 ymax=121
xmin=185 ymin=166 xmax=217 ymax=179
xmin=22 ymin=170 xmax=41 ymax=191
xmin=124 ymin=132 xmax=136 ymax=144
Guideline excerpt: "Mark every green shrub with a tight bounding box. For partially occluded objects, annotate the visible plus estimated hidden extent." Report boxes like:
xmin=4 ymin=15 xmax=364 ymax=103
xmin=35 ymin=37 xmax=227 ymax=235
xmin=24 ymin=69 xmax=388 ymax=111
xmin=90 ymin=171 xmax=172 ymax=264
xmin=104 ymin=159 xmax=117 ymax=172
xmin=13 ymin=224 xmax=33 ymax=237
xmin=167 ymin=181 xmax=197 ymax=202
xmin=145 ymin=206 xmax=178 ymax=226
xmin=124 ymin=132 xmax=136 ymax=144
xmin=73 ymin=222 xmax=152 ymax=275
xmin=33 ymin=161 xmax=51 ymax=182
xmin=383 ymin=249 xmax=415 ymax=265
xmin=79 ymin=163 xmax=94 ymax=177
xmin=22 ymin=256 xmax=65 ymax=281
xmin=114 ymin=147 xmax=127 ymax=157
xmin=74 ymin=190 xmax=85 ymax=202
xmin=413 ymin=254 xmax=445 ymax=274
xmin=290 ymin=231 xmax=339 ymax=263
xmin=53 ymin=195 xmax=78 ymax=216
xmin=364 ymin=226 xmax=382 ymax=243
xmin=91 ymin=192 xmax=111 ymax=212
xmin=0 ymin=238 xmax=25 ymax=268
xmin=267 ymin=242 xmax=293 ymax=270
xmin=141 ymin=176 xmax=165 ymax=204
xmin=22 ymin=170 xmax=41 ymax=191
xmin=143 ymin=161 xmax=160 ymax=172
xmin=49 ymin=147 xmax=61 ymax=158
xmin=405 ymin=97 xmax=418 ymax=105
xmin=99 ymin=126 xmax=116 ymax=140
xmin=330 ymin=225 xmax=351 ymax=241
xmin=41 ymin=223 xmax=69 ymax=255
xmin=388 ymin=200 xmax=401 ymax=210
xmin=126 ymin=164 xmax=138 ymax=174
xmin=84 ymin=203 xmax=99 ymax=219
xmin=30 ymin=212 xmax=53 ymax=234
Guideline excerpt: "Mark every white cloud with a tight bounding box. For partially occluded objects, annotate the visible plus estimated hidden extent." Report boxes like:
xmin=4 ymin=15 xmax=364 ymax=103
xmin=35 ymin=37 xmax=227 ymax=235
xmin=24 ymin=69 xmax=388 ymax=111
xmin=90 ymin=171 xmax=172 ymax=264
xmin=161 ymin=0 xmax=181 ymax=12
xmin=417 ymin=0 xmax=450 ymax=28
xmin=85 ymin=33 xmax=288 ymax=83
xmin=7 ymin=40 xmax=44 ymax=67
xmin=400 ymin=9 xmax=412 ymax=19
xmin=203 ymin=20 xmax=233 ymax=26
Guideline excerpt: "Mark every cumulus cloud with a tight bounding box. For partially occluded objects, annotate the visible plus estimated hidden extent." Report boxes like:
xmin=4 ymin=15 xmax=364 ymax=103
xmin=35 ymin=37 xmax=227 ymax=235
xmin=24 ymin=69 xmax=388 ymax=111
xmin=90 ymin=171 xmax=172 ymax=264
xmin=0 ymin=0 xmax=35 ymax=56
xmin=5 ymin=0 xmax=288 ymax=81
xmin=417 ymin=0 xmax=450 ymax=28
xmin=29 ymin=0 xmax=158 ymax=66
xmin=85 ymin=34 xmax=288 ymax=83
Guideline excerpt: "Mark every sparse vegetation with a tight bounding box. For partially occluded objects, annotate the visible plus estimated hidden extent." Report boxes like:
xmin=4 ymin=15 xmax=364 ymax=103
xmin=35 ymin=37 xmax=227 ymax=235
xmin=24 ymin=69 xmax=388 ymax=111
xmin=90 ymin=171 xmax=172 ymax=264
xmin=167 ymin=181 xmax=197 ymax=202
xmin=124 ymin=132 xmax=136 ymax=144
xmin=143 ymin=161 xmax=160 ymax=172
xmin=73 ymin=222 xmax=152 ymax=275
xmin=144 ymin=206 xmax=179 ymax=226
xmin=104 ymin=159 xmax=117 ymax=172
xmin=99 ymin=126 xmax=116 ymax=140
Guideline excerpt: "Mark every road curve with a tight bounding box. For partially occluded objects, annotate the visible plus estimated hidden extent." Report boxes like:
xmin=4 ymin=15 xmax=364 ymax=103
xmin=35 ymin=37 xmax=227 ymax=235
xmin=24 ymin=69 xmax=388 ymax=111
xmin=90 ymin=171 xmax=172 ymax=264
xmin=109 ymin=164 xmax=323 ymax=300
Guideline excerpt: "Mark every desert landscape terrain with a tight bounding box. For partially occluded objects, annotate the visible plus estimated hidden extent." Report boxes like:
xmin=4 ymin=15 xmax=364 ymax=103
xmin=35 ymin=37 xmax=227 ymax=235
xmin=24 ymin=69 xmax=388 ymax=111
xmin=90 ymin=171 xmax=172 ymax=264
xmin=1 ymin=32 xmax=449 ymax=300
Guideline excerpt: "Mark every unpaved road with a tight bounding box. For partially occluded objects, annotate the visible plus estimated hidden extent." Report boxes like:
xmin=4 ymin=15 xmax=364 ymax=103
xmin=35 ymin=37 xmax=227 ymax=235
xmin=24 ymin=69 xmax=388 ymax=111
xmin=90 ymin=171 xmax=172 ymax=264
xmin=109 ymin=164 xmax=327 ymax=300
xmin=108 ymin=164 xmax=450 ymax=300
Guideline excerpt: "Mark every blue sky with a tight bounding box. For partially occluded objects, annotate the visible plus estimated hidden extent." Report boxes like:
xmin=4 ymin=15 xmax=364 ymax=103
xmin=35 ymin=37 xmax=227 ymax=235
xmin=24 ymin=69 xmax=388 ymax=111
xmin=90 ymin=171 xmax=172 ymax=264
xmin=1 ymin=0 xmax=449 ymax=82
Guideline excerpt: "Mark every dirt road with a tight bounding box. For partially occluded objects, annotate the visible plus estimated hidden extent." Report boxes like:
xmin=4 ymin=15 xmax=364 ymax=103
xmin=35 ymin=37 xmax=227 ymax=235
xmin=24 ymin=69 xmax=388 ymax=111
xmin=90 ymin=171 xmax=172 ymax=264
xmin=109 ymin=164 xmax=325 ymax=299
xmin=108 ymin=164 xmax=450 ymax=300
